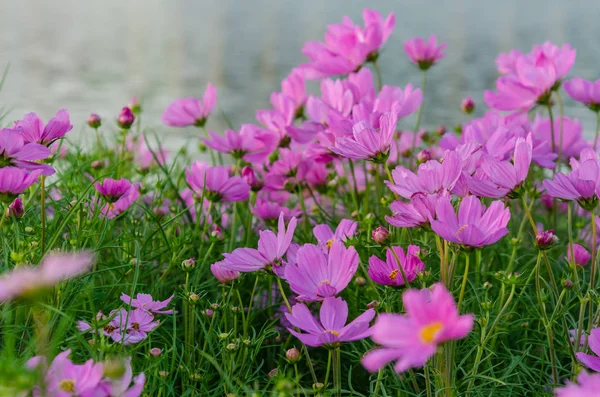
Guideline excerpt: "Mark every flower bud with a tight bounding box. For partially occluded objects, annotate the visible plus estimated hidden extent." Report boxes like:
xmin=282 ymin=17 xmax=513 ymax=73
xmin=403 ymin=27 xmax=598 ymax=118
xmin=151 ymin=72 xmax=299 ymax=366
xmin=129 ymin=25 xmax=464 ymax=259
xmin=372 ymin=226 xmax=390 ymax=244
xmin=268 ymin=368 xmax=278 ymax=378
xmin=128 ymin=96 xmax=141 ymax=114
xmin=24 ymin=226 xmax=34 ymax=233
xmin=203 ymin=309 xmax=214 ymax=318
xmin=536 ymin=230 xmax=558 ymax=250
xmin=461 ymin=97 xmax=475 ymax=114
xmin=6 ymin=198 xmax=24 ymax=218
xmin=188 ymin=292 xmax=200 ymax=304
xmin=242 ymin=166 xmax=264 ymax=192
xmin=149 ymin=348 xmax=162 ymax=357
xmin=226 ymin=343 xmax=237 ymax=351
xmin=218 ymin=332 xmax=229 ymax=340
xmin=181 ymin=257 xmax=196 ymax=272
xmin=367 ymin=300 xmax=379 ymax=309
xmin=416 ymin=150 xmax=432 ymax=164
xmin=355 ymin=276 xmax=366 ymax=286
xmin=563 ymin=279 xmax=574 ymax=289
xmin=159 ymin=371 xmax=168 ymax=377
xmin=88 ymin=113 xmax=102 ymax=129
xmin=117 ymin=107 xmax=135 ymax=129
xmin=286 ymin=348 xmax=301 ymax=362
xmin=435 ymin=125 xmax=446 ymax=136
xmin=103 ymin=358 xmax=126 ymax=379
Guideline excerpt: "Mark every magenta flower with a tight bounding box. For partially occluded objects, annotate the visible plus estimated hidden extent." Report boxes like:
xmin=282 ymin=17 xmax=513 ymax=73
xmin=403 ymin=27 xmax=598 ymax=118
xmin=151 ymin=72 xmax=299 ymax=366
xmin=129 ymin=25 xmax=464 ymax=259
xmin=386 ymin=151 xmax=462 ymax=199
xmin=162 ymin=83 xmax=217 ymax=127
xmin=542 ymin=149 xmax=600 ymax=208
xmin=28 ymin=349 xmax=104 ymax=396
xmin=0 ymin=128 xmax=55 ymax=175
xmin=6 ymin=197 xmax=24 ymax=218
xmin=313 ymin=219 xmax=357 ymax=248
xmin=576 ymin=328 xmax=600 ymax=371
xmin=495 ymin=49 xmax=523 ymax=74
xmin=102 ymin=308 xmax=160 ymax=345
xmin=16 ymin=109 xmax=73 ymax=146
xmin=0 ymin=251 xmax=94 ymax=302
xmin=251 ymin=197 xmax=301 ymax=225
xmin=467 ymin=135 xmax=532 ymax=198
xmin=331 ymin=112 xmax=397 ymax=162
xmin=386 ymin=194 xmax=439 ymax=229
xmin=300 ymin=8 xmax=395 ymax=78
xmin=403 ymin=35 xmax=446 ymax=70
xmin=281 ymin=69 xmax=307 ymax=111
xmin=120 ymin=293 xmax=174 ymax=314
xmin=484 ymin=75 xmax=545 ymax=111
xmin=564 ymin=77 xmax=600 ymax=111
xmin=94 ymin=178 xmax=140 ymax=218
xmin=567 ymin=243 xmax=591 ymax=266
xmin=368 ymin=245 xmax=424 ymax=287
xmin=430 ymin=195 xmax=510 ymax=248
xmin=223 ymin=212 xmax=297 ymax=273
xmin=362 ymin=283 xmax=473 ymax=373
xmin=97 ymin=357 xmax=145 ymax=397
xmin=0 ymin=167 xmax=43 ymax=202
xmin=284 ymin=240 xmax=358 ymax=301
xmin=556 ymin=372 xmax=600 ymax=396
xmin=532 ymin=116 xmax=589 ymax=158
xmin=373 ymin=84 xmax=423 ymax=117
xmin=202 ymin=124 xmax=277 ymax=163
xmin=285 ymin=296 xmax=375 ymax=347
xmin=210 ymin=259 xmax=241 ymax=283
xmin=186 ymin=162 xmax=250 ymax=202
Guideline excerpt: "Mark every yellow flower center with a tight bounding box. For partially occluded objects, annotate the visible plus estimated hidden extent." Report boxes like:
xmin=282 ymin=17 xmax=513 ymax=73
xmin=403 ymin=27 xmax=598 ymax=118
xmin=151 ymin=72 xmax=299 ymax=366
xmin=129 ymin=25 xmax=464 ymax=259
xmin=389 ymin=269 xmax=399 ymax=281
xmin=318 ymin=280 xmax=331 ymax=287
xmin=419 ymin=322 xmax=443 ymax=343
xmin=325 ymin=329 xmax=340 ymax=336
xmin=59 ymin=379 xmax=76 ymax=392
xmin=456 ymin=224 xmax=468 ymax=235
xmin=326 ymin=239 xmax=334 ymax=248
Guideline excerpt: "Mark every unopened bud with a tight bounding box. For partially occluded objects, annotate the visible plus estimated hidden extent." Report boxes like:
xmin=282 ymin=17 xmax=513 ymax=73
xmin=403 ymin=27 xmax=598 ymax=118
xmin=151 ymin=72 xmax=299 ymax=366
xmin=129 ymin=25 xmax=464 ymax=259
xmin=563 ymin=279 xmax=574 ymax=289
xmin=117 ymin=107 xmax=135 ymax=129
xmin=355 ymin=276 xmax=366 ymax=286
xmin=88 ymin=113 xmax=102 ymax=129
xmin=367 ymin=300 xmax=379 ymax=309
xmin=536 ymin=230 xmax=558 ymax=250
xmin=286 ymin=348 xmax=301 ymax=362
xmin=6 ymin=198 xmax=24 ymax=218
xmin=149 ymin=348 xmax=162 ymax=357
xmin=461 ymin=97 xmax=475 ymax=114
xmin=416 ymin=150 xmax=432 ymax=164
xmin=188 ymin=292 xmax=200 ymax=304
xmin=372 ymin=226 xmax=390 ymax=244
xmin=242 ymin=166 xmax=263 ymax=192
xmin=268 ymin=368 xmax=278 ymax=378
xmin=181 ymin=258 xmax=196 ymax=272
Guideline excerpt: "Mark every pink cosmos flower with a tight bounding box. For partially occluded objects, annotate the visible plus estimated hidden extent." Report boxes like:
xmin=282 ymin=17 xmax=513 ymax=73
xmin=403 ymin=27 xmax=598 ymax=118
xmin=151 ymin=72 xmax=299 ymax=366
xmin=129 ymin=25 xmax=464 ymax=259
xmin=285 ymin=296 xmax=375 ymax=347
xmin=223 ymin=212 xmax=297 ymax=273
xmin=6 ymin=197 xmax=24 ymax=218
xmin=300 ymin=8 xmax=395 ymax=78
xmin=368 ymin=245 xmax=424 ymax=287
xmin=484 ymin=75 xmax=546 ymax=111
xmin=120 ymin=293 xmax=174 ymax=314
xmin=104 ymin=308 xmax=160 ymax=345
xmin=430 ymin=195 xmax=511 ymax=248
xmin=281 ymin=69 xmax=307 ymax=111
xmin=0 ymin=128 xmax=55 ymax=175
xmin=373 ymin=84 xmax=423 ymax=117
xmin=94 ymin=178 xmax=140 ymax=219
xmin=284 ymin=240 xmax=358 ymax=301
xmin=0 ymin=167 xmax=43 ymax=202
xmin=467 ymin=135 xmax=532 ymax=198
xmin=251 ymin=196 xmax=302 ymax=225
xmin=331 ymin=112 xmax=397 ymax=162
xmin=15 ymin=109 xmax=73 ymax=146
xmin=576 ymin=328 xmax=600 ymax=371
xmin=162 ymin=83 xmax=217 ymax=127
xmin=264 ymin=149 xmax=311 ymax=190
xmin=495 ymin=49 xmax=523 ymax=74
xmin=210 ymin=259 xmax=241 ymax=283
xmin=0 ymin=251 xmax=94 ymax=302
xmin=386 ymin=194 xmax=439 ymax=228
xmin=186 ymin=162 xmax=250 ymax=202
xmin=27 ymin=349 xmax=104 ymax=397
xmin=542 ymin=148 xmax=600 ymax=207
xmin=362 ymin=283 xmax=473 ymax=373
xmin=96 ymin=357 xmax=145 ymax=397
xmin=564 ymin=77 xmax=600 ymax=111
xmin=567 ymin=243 xmax=591 ymax=266
xmin=386 ymin=151 xmax=461 ymax=199
xmin=555 ymin=372 xmax=600 ymax=397
xmin=403 ymin=35 xmax=446 ymax=70
xmin=313 ymin=219 xmax=357 ymax=248
xmin=202 ymin=124 xmax=277 ymax=163
xmin=532 ymin=116 xmax=589 ymax=158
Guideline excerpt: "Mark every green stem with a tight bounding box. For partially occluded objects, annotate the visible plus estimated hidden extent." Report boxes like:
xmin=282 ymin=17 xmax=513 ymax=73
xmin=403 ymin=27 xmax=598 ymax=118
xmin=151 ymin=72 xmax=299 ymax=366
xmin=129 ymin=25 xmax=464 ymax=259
xmin=587 ymin=209 xmax=598 ymax=342
xmin=333 ymin=347 xmax=341 ymax=397
xmin=457 ymin=252 xmax=470 ymax=311
xmin=535 ymin=252 xmax=558 ymax=385
xmin=372 ymin=60 xmax=383 ymax=91
xmin=547 ymin=103 xmax=556 ymax=160
xmin=594 ymin=111 xmax=600 ymax=151
xmin=40 ymin=175 xmax=46 ymax=255
xmin=348 ymin=159 xmax=360 ymax=213
xmin=373 ymin=368 xmax=383 ymax=396
xmin=411 ymin=70 xmax=427 ymax=168
xmin=425 ymin=363 xmax=433 ymax=397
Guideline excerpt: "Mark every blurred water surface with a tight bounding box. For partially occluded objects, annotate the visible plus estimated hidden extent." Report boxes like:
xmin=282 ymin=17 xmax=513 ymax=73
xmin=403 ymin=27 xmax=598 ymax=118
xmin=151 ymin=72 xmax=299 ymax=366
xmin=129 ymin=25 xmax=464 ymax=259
xmin=1 ymin=0 xmax=599 ymax=149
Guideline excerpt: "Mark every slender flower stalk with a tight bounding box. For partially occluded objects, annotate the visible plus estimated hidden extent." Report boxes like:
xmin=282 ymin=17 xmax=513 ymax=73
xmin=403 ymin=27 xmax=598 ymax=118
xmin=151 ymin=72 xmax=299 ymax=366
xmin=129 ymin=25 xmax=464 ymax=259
xmin=411 ymin=70 xmax=427 ymax=168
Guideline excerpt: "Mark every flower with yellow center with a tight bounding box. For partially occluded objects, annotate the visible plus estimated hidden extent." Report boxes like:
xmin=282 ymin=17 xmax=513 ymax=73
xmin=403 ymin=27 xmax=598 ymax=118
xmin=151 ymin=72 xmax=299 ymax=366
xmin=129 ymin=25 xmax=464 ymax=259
xmin=324 ymin=329 xmax=340 ymax=336
xmin=326 ymin=239 xmax=334 ymax=248
xmin=59 ymin=379 xmax=76 ymax=392
xmin=318 ymin=280 xmax=331 ymax=287
xmin=456 ymin=224 xmax=468 ymax=235
xmin=419 ymin=322 xmax=443 ymax=343
xmin=388 ymin=269 xmax=399 ymax=281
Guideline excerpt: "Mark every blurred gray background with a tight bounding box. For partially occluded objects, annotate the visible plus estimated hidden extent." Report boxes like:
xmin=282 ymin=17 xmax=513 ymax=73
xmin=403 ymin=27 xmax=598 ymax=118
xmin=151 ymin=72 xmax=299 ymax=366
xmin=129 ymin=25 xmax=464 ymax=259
xmin=1 ymin=0 xmax=599 ymax=149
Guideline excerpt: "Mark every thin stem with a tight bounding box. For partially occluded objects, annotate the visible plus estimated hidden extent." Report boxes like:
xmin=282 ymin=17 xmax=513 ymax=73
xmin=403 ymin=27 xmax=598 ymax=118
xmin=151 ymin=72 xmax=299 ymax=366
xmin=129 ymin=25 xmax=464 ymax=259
xmin=333 ymin=347 xmax=341 ymax=397
xmin=324 ymin=349 xmax=332 ymax=386
xmin=372 ymin=60 xmax=383 ymax=91
xmin=587 ymin=209 xmax=598 ymax=341
xmin=40 ymin=175 xmax=46 ymax=255
xmin=411 ymin=70 xmax=427 ymax=168
xmin=535 ymin=252 xmax=558 ymax=385
xmin=425 ymin=364 xmax=433 ymax=397
xmin=547 ymin=103 xmax=556 ymax=160
xmin=373 ymin=369 xmax=383 ymax=396
xmin=390 ymin=247 xmax=410 ymax=288
xmin=567 ymin=203 xmax=580 ymax=285
xmin=276 ymin=277 xmax=292 ymax=313
xmin=348 ymin=159 xmax=360 ymax=213
xmin=457 ymin=252 xmax=470 ymax=310
xmin=556 ymin=91 xmax=564 ymax=166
